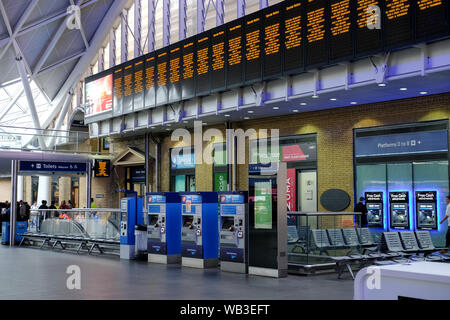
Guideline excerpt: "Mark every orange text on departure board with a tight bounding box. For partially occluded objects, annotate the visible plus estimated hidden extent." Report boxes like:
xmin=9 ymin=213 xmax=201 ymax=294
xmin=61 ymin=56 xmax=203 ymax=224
xmin=212 ymin=31 xmax=225 ymax=71
xmin=357 ymin=0 xmax=379 ymax=28
xmin=197 ymin=46 xmax=209 ymax=75
xmin=145 ymin=58 xmax=155 ymax=90
xmin=265 ymin=11 xmax=280 ymax=56
xmin=134 ymin=61 xmax=144 ymax=94
xmin=169 ymin=57 xmax=180 ymax=83
xmin=285 ymin=4 xmax=302 ymax=49
xmin=418 ymin=0 xmax=441 ymax=10
xmin=157 ymin=61 xmax=167 ymax=87
xmin=386 ymin=0 xmax=409 ymax=19
xmin=331 ymin=0 xmax=351 ymax=36
xmin=124 ymin=66 xmax=133 ymax=97
xmin=246 ymin=18 xmax=261 ymax=61
xmin=307 ymin=8 xmax=325 ymax=43
xmin=228 ymin=25 xmax=242 ymax=66
xmin=114 ymin=69 xmax=123 ymax=99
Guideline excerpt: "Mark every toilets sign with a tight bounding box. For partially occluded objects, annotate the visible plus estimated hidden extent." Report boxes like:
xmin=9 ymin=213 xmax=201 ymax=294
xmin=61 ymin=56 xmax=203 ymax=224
xmin=19 ymin=161 xmax=87 ymax=174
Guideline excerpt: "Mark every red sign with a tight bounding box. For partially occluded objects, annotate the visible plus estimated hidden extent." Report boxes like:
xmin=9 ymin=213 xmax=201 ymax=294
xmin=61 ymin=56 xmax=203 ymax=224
xmin=282 ymin=145 xmax=307 ymax=162
xmin=286 ymin=168 xmax=296 ymax=212
xmin=85 ymin=74 xmax=113 ymax=117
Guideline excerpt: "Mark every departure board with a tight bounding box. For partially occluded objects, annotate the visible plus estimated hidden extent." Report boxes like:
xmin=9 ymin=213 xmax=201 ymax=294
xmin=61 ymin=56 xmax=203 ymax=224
xmin=133 ymin=60 xmax=144 ymax=111
xmin=156 ymin=50 xmax=169 ymax=106
xmin=181 ymin=39 xmax=196 ymax=99
xmin=196 ymin=34 xmax=211 ymax=96
xmin=263 ymin=3 xmax=283 ymax=79
xmin=113 ymin=67 xmax=123 ymax=115
xmin=356 ymin=0 xmax=382 ymax=56
xmin=85 ymin=0 xmax=450 ymax=124
xmin=245 ymin=12 xmax=263 ymax=83
xmin=329 ymin=0 xmax=353 ymax=61
xmin=306 ymin=0 xmax=328 ymax=66
xmin=284 ymin=0 xmax=304 ymax=74
xmin=122 ymin=64 xmax=134 ymax=114
xmin=211 ymin=27 xmax=227 ymax=92
xmin=416 ymin=0 xmax=448 ymax=40
xmin=384 ymin=0 xmax=413 ymax=48
xmin=144 ymin=55 xmax=156 ymax=108
xmin=168 ymin=45 xmax=182 ymax=103
xmin=227 ymin=18 xmax=244 ymax=88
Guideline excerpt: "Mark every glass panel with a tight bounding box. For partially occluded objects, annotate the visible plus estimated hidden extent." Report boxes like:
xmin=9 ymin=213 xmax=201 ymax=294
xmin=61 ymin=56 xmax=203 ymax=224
xmin=175 ymin=175 xmax=186 ymax=192
xmin=254 ymin=180 xmax=273 ymax=229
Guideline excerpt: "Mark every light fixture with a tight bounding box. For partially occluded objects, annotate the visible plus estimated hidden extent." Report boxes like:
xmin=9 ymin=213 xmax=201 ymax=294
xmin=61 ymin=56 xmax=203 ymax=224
xmin=224 ymin=114 xmax=230 ymax=117
xmin=400 ymin=87 xmax=408 ymax=91
xmin=273 ymin=107 xmax=279 ymax=110
xmin=350 ymin=102 xmax=357 ymax=105
xmin=293 ymin=109 xmax=299 ymax=113
xmin=244 ymin=117 xmax=250 ymax=120
xmin=378 ymin=83 xmax=386 ymax=87
xmin=300 ymin=103 xmax=307 ymax=106
xmin=330 ymin=98 xmax=337 ymax=101
xmin=312 ymin=95 xmax=319 ymax=98
xmin=248 ymin=110 xmax=254 ymax=114
xmin=420 ymin=91 xmax=428 ymax=95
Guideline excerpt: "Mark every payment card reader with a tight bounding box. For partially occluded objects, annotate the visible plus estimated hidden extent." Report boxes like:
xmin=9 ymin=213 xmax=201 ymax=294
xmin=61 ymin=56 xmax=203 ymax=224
xmin=389 ymin=192 xmax=410 ymax=230
xmin=180 ymin=192 xmax=219 ymax=269
xmin=120 ymin=196 xmax=143 ymax=260
xmin=416 ymin=191 xmax=438 ymax=230
xmin=147 ymin=192 xmax=182 ymax=264
xmin=219 ymin=191 xmax=249 ymax=274
xmin=365 ymin=192 xmax=384 ymax=228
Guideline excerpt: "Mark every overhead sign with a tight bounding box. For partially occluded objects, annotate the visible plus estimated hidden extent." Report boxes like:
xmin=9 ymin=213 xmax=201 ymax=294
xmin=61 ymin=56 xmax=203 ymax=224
xmin=355 ymin=130 xmax=448 ymax=157
xmin=94 ymin=159 xmax=111 ymax=178
xmin=19 ymin=161 xmax=87 ymax=174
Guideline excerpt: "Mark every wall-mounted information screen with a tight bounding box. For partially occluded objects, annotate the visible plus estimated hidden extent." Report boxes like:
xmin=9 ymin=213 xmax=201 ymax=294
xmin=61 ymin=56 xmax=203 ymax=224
xmin=85 ymin=73 xmax=113 ymax=118
xmin=85 ymin=0 xmax=450 ymax=123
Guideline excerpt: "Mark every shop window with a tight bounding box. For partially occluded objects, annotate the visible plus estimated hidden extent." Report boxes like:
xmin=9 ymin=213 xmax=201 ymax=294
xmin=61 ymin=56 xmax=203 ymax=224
xmin=170 ymin=147 xmax=195 ymax=192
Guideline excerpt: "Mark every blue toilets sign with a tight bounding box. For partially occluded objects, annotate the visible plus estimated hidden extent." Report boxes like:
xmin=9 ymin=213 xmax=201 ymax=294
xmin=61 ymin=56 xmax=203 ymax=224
xmin=19 ymin=161 xmax=87 ymax=174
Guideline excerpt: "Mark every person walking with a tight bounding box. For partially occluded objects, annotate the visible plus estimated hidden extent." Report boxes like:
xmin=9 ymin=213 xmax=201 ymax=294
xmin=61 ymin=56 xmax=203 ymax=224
xmin=439 ymin=195 xmax=450 ymax=253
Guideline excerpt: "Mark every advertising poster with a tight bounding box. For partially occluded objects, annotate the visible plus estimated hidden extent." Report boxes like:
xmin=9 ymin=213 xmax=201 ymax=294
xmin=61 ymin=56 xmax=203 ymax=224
xmin=214 ymin=173 xmax=228 ymax=191
xmin=286 ymin=169 xmax=296 ymax=212
xmin=254 ymin=180 xmax=273 ymax=229
xmin=85 ymin=74 xmax=113 ymax=117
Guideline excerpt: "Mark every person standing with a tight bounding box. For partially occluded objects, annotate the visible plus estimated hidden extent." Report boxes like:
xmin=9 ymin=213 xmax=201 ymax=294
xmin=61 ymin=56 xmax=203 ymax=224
xmin=439 ymin=195 xmax=450 ymax=253
xmin=355 ymin=197 xmax=368 ymax=227
xmin=38 ymin=200 xmax=49 ymax=231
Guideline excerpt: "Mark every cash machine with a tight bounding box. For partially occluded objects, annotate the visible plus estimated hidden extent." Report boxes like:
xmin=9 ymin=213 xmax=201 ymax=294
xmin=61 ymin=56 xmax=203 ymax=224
xmin=180 ymin=192 xmax=219 ymax=269
xmin=147 ymin=192 xmax=182 ymax=264
xmin=219 ymin=191 xmax=249 ymax=274
xmin=389 ymin=192 xmax=410 ymax=230
xmin=120 ymin=196 xmax=143 ymax=260
xmin=416 ymin=191 xmax=438 ymax=230
xmin=365 ymin=192 xmax=384 ymax=228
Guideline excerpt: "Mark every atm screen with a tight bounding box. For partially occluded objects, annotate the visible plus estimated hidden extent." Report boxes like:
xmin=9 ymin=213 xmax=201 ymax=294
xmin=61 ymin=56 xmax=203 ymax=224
xmin=417 ymin=205 xmax=436 ymax=227
xmin=221 ymin=217 xmax=235 ymax=230
xmin=148 ymin=214 xmax=158 ymax=226
xmin=367 ymin=203 xmax=382 ymax=226
xmin=183 ymin=216 xmax=193 ymax=227
xmin=391 ymin=204 xmax=408 ymax=225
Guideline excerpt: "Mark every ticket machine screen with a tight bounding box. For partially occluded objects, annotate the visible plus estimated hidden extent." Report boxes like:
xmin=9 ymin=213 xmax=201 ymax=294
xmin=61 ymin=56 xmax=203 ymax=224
xmin=391 ymin=204 xmax=408 ymax=228
xmin=367 ymin=203 xmax=383 ymax=227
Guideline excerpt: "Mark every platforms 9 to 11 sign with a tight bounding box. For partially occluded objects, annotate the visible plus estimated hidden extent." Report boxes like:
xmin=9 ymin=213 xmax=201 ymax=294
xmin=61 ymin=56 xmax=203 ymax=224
xmin=85 ymin=0 xmax=449 ymax=121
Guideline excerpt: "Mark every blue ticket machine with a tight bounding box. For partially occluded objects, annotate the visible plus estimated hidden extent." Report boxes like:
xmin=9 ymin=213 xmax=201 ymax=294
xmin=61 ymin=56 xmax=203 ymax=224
xmin=147 ymin=192 xmax=182 ymax=264
xmin=1 ymin=221 xmax=28 ymax=245
xmin=180 ymin=192 xmax=219 ymax=269
xmin=120 ymin=197 xmax=143 ymax=260
xmin=219 ymin=191 xmax=249 ymax=274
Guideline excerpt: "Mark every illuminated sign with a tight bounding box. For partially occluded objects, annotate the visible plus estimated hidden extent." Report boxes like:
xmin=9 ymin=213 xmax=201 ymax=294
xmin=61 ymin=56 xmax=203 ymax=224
xmin=85 ymin=73 xmax=113 ymax=117
xmin=94 ymin=159 xmax=111 ymax=178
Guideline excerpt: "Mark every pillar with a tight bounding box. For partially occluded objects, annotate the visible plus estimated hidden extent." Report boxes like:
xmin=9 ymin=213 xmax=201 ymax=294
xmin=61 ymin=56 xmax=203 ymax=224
xmin=37 ymin=176 xmax=51 ymax=205
xmin=17 ymin=175 xmax=24 ymax=202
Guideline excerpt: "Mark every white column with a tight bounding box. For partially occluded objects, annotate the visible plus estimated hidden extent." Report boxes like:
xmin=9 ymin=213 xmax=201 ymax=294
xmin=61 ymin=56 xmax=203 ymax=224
xmin=37 ymin=176 xmax=51 ymax=205
xmin=17 ymin=175 xmax=24 ymax=201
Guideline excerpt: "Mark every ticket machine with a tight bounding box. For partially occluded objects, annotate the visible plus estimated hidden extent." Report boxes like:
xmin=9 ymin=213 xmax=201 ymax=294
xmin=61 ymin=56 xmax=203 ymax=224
xmin=180 ymin=192 xmax=219 ymax=268
xmin=365 ymin=192 xmax=384 ymax=228
xmin=389 ymin=192 xmax=410 ymax=230
xmin=120 ymin=196 xmax=143 ymax=260
xmin=147 ymin=192 xmax=182 ymax=264
xmin=416 ymin=191 xmax=438 ymax=230
xmin=219 ymin=191 xmax=249 ymax=274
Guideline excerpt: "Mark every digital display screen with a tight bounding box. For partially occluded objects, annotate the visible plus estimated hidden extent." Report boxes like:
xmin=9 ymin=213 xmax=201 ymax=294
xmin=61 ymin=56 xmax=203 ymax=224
xmin=133 ymin=60 xmax=144 ymax=111
xmin=85 ymin=73 xmax=113 ymax=117
xmin=384 ymin=0 xmax=412 ymax=48
xmin=113 ymin=68 xmax=123 ymax=115
xmin=284 ymin=1 xmax=303 ymax=74
xmin=254 ymin=180 xmax=273 ymax=230
xmin=227 ymin=19 xmax=244 ymax=88
xmin=356 ymin=0 xmax=382 ymax=56
xmin=123 ymin=63 xmax=134 ymax=113
xmin=306 ymin=0 xmax=327 ymax=66
xmin=211 ymin=27 xmax=227 ymax=92
xmin=144 ymin=55 xmax=156 ymax=108
xmin=168 ymin=45 xmax=182 ymax=103
xmin=263 ymin=4 xmax=283 ymax=79
xmin=196 ymin=34 xmax=211 ymax=95
xmin=156 ymin=50 xmax=169 ymax=106
xmin=416 ymin=0 xmax=448 ymax=40
xmin=329 ymin=0 xmax=353 ymax=61
xmin=182 ymin=39 xmax=196 ymax=99
xmin=245 ymin=13 xmax=263 ymax=83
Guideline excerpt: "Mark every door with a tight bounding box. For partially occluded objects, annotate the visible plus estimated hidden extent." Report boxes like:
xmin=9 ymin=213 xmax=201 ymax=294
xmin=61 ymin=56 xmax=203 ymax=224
xmin=297 ymin=170 xmax=317 ymax=212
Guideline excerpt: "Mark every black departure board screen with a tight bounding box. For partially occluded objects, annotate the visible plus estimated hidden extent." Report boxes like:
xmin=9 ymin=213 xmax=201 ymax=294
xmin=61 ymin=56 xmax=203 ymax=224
xmin=181 ymin=39 xmax=196 ymax=100
xmin=156 ymin=50 xmax=169 ymax=106
xmin=196 ymin=34 xmax=211 ymax=96
xmin=133 ymin=59 xmax=144 ymax=111
xmin=356 ymin=0 xmax=382 ymax=56
xmin=168 ymin=45 xmax=182 ymax=103
xmin=227 ymin=18 xmax=244 ymax=88
xmin=211 ymin=27 xmax=227 ymax=92
xmin=384 ymin=0 xmax=413 ymax=48
xmin=284 ymin=1 xmax=304 ymax=74
xmin=86 ymin=0 xmax=450 ymax=123
xmin=144 ymin=55 xmax=156 ymax=108
xmin=123 ymin=63 xmax=134 ymax=113
xmin=245 ymin=13 xmax=263 ymax=83
xmin=329 ymin=0 xmax=353 ymax=61
xmin=113 ymin=67 xmax=123 ymax=115
xmin=416 ymin=0 xmax=448 ymax=40
xmin=263 ymin=4 xmax=283 ymax=79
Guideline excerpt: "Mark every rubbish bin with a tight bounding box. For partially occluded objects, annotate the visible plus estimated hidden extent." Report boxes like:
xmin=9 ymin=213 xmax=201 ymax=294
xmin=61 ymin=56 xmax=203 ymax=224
xmin=135 ymin=224 xmax=148 ymax=261
xmin=1 ymin=221 xmax=28 ymax=245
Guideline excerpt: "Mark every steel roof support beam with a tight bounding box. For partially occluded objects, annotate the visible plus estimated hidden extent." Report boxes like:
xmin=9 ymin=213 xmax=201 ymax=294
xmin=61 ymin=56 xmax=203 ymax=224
xmin=48 ymin=90 xmax=74 ymax=148
xmin=237 ymin=0 xmax=245 ymax=18
xmin=121 ymin=9 xmax=129 ymax=63
xmin=163 ymin=0 xmax=171 ymax=47
xmin=134 ymin=0 xmax=142 ymax=57
xmin=259 ymin=0 xmax=268 ymax=9
xmin=179 ymin=0 xmax=187 ymax=40
xmin=198 ymin=0 xmax=205 ymax=33
xmin=148 ymin=0 xmax=156 ymax=52
xmin=0 ymin=88 xmax=25 ymax=122
xmin=216 ymin=0 xmax=224 ymax=26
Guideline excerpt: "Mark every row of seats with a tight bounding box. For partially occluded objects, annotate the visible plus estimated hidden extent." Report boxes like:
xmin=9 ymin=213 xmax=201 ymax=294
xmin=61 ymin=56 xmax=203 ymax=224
xmin=381 ymin=231 xmax=438 ymax=254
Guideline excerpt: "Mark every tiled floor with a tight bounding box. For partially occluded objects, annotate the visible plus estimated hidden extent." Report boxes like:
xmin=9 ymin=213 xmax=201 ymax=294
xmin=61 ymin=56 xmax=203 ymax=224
xmin=0 ymin=245 xmax=354 ymax=300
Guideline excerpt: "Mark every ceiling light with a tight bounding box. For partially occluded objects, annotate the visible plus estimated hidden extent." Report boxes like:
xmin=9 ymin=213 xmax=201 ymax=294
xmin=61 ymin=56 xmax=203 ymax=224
xmin=300 ymin=103 xmax=307 ymax=106
xmin=224 ymin=114 xmax=230 ymax=117
xmin=244 ymin=117 xmax=250 ymax=120
xmin=420 ymin=91 xmax=428 ymax=95
xmin=330 ymin=98 xmax=337 ymax=101
xmin=293 ymin=110 xmax=299 ymax=113
xmin=350 ymin=102 xmax=357 ymax=105
xmin=378 ymin=83 xmax=386 ymax=87
xmin=248 ymin=110 xmax=254 ymax=114
xmin=273 ymin=107 xmax=279 ymax=110
xmin=312 ymin=95 xmax=319 ymax=98
xmin=400 ymin=87 xmax=408 ymax=91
